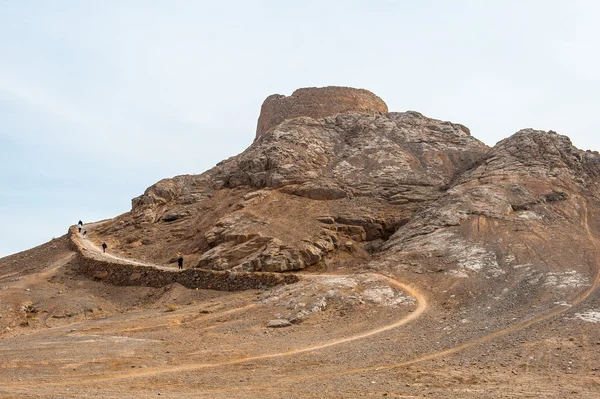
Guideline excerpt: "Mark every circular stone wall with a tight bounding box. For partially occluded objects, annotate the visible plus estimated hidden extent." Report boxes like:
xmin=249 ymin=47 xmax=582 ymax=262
xmin=255 ymin=86 xmax=388 ymax=139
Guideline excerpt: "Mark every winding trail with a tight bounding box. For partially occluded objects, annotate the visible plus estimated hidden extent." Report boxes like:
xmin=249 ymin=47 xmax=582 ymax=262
xmin=79 ymin=221 xmax=171 ymax=270
xmin=73 ymin=274 xmax=427 ymax=384
xmin=297 ymin=197 xmax=600 ymax=381
xmin=58 ymin=221 xmax=429 ymax=382
xmin=34 ymin=200 xmax=600 ymax=385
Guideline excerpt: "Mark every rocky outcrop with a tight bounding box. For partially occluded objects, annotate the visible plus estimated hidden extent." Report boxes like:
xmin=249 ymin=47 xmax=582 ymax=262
xmin=94 ymin=87 xmax=600 ymax=279
xmin=197 ymin=214 xmax=341 ymax=272
xmin=195 ymin=109 xmax=487 ymax=272
xmin=98 ymin=88 xmax=491 ymax=273
xmin=376 ymin=129 xmax=600 ymax=291
xmin=255 ymin=86 xmax=388 ymax=139
xmin=8 ymin=86 xmax=600 ymax=398
xmin=215 ymin=111 xmax=487 ymax=195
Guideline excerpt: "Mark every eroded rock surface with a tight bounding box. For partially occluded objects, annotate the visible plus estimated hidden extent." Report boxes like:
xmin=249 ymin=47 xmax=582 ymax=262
xmin=96 ymin=88 xmax=599 ymax=281
xmin=104 ymin=105 xmax=486 ymax=272
xmin=3 ymin=87 xmax=600 ymax=399
xmin=375 ymin=128 xmax=600 ymax=311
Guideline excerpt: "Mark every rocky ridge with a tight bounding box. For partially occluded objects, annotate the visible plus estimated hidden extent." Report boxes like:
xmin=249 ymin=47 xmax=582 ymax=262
xmin=2 ymin=86 xmax=600 ymax=399
xmin=95 ymin=87 xmax=600 ymax=292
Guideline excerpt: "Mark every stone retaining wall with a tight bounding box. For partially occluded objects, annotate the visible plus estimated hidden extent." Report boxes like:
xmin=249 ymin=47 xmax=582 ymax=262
xmin=67 ymin=226 xmax=299 ymax=291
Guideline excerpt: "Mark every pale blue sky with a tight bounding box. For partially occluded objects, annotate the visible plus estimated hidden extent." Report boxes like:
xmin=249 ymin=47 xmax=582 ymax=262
xmin=1 ymin=1 xmax=599 ymax=257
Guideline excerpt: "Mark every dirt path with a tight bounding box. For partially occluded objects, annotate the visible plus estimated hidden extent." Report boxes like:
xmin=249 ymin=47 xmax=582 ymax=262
xmin=65 ymin=208 xmax=600 ymax=385
xmin=62 ymin=279 xmax=427 ymax=384
xmin=49 ymin=221 xmax=429 ymax=383
xmin=2 ymin=209 xmax=599 ymax=397
xmin=298 ymin=196 xmax=600 ymax=381
xmin=78 ymin=222 xmax=172 ymax=270
xmin=0 ymin=253 xmax=75 ymax=282
xmin=8 ymin=253 xmax=76 ymax=290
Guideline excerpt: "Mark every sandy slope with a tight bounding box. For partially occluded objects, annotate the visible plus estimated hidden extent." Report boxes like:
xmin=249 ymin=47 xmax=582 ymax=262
xmin=0 ymin=221 xmax=598 ymax=398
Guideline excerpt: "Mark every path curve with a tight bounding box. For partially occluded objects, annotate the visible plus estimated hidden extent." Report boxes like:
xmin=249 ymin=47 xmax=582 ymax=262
xmin=78 ymin=221 xmax=171 ymax=270
xmin=68 ymin=201 xmax=600 ymax=384
xmin=58 ymin=220 xmax=429 ymax=382
xmin=298 ymin=196 xmax=600 ymax=381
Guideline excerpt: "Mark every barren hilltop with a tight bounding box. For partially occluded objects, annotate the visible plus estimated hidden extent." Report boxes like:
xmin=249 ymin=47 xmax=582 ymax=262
xmin=1 ymin=86 xmax=599 ymax=398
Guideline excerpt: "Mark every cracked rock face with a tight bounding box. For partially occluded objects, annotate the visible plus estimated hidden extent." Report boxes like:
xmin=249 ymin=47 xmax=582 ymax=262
xmin=376 ymin=128 xmax=600 ymax=305
xmin=107 ymin=109 xmax=486 ymax=272
xmin=96 ymin=87 xmax=600 ymax=278
xmin=214 ymin=111 xmax=486 ymax=197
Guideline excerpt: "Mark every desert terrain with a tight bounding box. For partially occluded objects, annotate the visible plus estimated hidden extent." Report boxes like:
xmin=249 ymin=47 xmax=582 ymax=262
xmin=1 ymin=87 xmax=599 ymax=398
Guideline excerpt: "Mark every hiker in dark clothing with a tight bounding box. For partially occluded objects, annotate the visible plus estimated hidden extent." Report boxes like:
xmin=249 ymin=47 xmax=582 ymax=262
xmin=82 ymin=230 xmax=87 ymax=239
xmin=78 ymin=220 xmax=83 ymax=233
xmin=102 ymin=242 xmax=107 ymax=253
xmin=177 ymin=256 xmax=184 ymax=270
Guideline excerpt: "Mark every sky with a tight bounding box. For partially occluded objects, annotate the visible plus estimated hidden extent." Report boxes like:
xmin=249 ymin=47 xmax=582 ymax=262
xmin=1 ymin=0 xmax=599 ymax=257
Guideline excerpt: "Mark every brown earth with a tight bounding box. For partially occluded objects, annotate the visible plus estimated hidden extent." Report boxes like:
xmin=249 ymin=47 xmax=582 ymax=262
xmin=1 ymin=87 xmax=599 ymax=398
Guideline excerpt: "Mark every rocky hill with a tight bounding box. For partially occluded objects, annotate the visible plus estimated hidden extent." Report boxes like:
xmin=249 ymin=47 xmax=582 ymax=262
xmin=98 ymin=85 xmax=600 ymax=337
xmin=1 ymin=86 xmax=600 ymax=398
xmin=96 ymin=89 xmax=488 ymax=274
xmin=94 ymin=87 xmax=600 ymax=288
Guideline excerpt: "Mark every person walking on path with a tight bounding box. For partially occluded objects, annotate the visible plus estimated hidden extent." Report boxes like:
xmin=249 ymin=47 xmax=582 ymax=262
xmin=102 ymin=242 xmax=107 ymax=253
xmin=177 ymin=253 xmax=184 ymax=270
xmin=78 ymin=220 xmax=83 ymax=233
xmin=82 ymin=230 xmax=87 ymax=239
